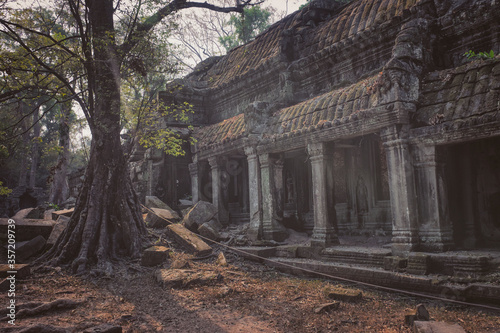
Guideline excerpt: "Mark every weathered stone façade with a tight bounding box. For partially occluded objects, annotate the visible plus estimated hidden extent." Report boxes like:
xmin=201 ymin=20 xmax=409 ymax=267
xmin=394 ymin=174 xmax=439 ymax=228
xmin=132 ymin=0 xmax=500 ymax=258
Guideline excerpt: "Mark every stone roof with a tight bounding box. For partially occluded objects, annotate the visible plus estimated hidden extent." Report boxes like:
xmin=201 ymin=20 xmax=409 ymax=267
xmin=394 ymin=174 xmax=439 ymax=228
xmin=184 ymin=0 xmax=421 ymax=90
xmin=266 ymin=74 xmax=382 ymax=137
xmin=195 ymin=113 xmax=245 ymax=149
xmin=415 ymin=57 xmax=500 ymax=128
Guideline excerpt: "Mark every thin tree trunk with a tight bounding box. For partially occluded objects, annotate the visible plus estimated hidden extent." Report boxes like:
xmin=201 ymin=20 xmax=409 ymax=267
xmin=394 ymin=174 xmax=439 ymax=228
xmin=48 ymin=105 xmax=71 ymax=205
xmin=17 ymin=101 xmax=30 ymax=187
xmin=29 ymin=106 xmax=41 ymax=188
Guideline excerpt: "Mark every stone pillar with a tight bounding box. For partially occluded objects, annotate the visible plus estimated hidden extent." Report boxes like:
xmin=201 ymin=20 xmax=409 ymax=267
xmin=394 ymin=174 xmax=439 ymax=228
xmin=307 ymin=142 xmax=339 ymax=248
xmin=208 ymin=156 xmax=229 ymax=225
xmin=259 ymin=153 xmax=288 ymax=241
xmin=245 ymin=147 xmax=262 ymax=240
xmin=382 ymin=126 xmax=419 ymax=254
xmin=414 ymin=144 xmax=454 ymax=252
xmin=188 ymin=162 xmax=199 ymax=204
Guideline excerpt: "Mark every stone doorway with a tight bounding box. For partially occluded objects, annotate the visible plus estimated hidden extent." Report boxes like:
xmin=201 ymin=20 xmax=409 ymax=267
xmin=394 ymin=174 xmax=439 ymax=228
xmin=446 ymin=137 xmax=500 ymax=249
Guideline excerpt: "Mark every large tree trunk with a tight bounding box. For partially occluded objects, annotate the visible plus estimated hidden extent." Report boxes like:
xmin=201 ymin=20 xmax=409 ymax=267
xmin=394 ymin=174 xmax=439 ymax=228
xmin=42 ymin=132 xmax=147 ymax=274
xmin=40 ymin=0 xmax=147 ymax=274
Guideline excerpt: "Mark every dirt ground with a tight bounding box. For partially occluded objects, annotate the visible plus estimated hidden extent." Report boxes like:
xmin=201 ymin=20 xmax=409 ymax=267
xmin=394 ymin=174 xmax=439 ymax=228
xmin=1 ymin=244 xmax=500 ymax=333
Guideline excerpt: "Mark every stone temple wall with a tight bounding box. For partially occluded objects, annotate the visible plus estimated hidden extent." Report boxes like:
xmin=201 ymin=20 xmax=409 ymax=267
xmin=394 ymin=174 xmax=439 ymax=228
xmin=152 ymin=0 xmax=500 ymax=255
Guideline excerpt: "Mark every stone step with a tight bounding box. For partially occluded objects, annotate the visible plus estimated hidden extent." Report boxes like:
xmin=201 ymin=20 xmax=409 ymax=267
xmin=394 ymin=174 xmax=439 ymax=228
xmin=0 ymin=219 xmax=56 ymax=242
xmin=321 ymin=246 xmax=391 ymax=267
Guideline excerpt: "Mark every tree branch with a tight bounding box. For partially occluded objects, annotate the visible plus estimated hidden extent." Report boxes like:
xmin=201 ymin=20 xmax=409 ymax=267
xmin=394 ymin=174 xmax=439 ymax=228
xmin=119 ymin=0 xmax=262 ymax=59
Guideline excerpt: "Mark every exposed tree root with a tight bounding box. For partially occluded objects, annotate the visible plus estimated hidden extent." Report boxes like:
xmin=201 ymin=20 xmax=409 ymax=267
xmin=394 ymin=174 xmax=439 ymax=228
xmin=1 ymin=299 xmax=84 ymax=321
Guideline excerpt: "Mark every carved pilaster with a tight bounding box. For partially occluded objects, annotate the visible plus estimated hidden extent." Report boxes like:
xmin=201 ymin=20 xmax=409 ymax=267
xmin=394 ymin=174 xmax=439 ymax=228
xmin=245 ymin=146 xmax=262 ymax=240
xmin=307 ymin=142 xmax=339 ymax=248
xmin=259 ymin=153 xmax=288 ymax=241
xmin=188 ymin=162 xmax=199 ymax=204
xmin=208 ymin=156 xmax=229 ymax=224
xmin=381 ymin=126 xmax=419 ymax=254
xmin=413 ymin=144 xmax=454 ymax=251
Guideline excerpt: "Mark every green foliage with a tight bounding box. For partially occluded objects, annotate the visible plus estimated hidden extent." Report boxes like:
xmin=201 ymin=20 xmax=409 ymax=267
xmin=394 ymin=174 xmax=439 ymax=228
xmin=46 ymin=202 xmax=60 ymax=210
xmin=0 ymin=181 xmax=12 ymax=196
xmin=219 ymin=5 xmax=272 ymax=52
xmin=136 ymin=99 xmax=195 ymax=156
xmin=464 ymin=50 xmax=496 ymax=61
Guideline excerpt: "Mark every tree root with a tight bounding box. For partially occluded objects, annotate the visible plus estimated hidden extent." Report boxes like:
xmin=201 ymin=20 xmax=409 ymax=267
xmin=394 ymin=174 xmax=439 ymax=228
xmin=0 ymin=299 xmax=84 ymax=321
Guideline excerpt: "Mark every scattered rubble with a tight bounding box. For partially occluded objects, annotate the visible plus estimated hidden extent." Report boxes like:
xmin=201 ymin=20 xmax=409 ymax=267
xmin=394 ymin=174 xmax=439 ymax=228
xmin=324 ymin=286 xmax=363 ymax=303
xmin=166 ymin=223 xmax=212 ymax=257
xmin=145 ymin=207 xmax=179 ymax=228
xmin=313 ymin=301 xmax=340 ymax=314
xmin=182 ymin=201 xmax=218 ymax=232
xmin=141 ymin=246 xmax=170 ymax=267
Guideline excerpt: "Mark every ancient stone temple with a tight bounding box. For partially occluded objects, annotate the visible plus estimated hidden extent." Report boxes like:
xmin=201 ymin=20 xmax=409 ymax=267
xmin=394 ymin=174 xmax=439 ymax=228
xmin=145 ymin=0 xmax=500 ymax=256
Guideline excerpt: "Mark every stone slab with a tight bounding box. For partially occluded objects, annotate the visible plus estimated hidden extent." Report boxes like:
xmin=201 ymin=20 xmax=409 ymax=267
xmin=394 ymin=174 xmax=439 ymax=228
xmin=198 ymin=219 xmax=223 ymax=241
xmin=413 ymin=321 xmax=466 ymax=333
xmin=47 ymin=216 xmax=70 ymax=247
xmin=166 ymin=224 xmax=212 ymax=257
xmin=155 ymin=269 xmax=220 ymax=288
xmin=0 ymin=264 xmax=31 ymax=279
xmin=146 ymin=207 xmax=179 ymax=228
xmin=325 ymin=287 xmax=363 ymax=302
xmin=0 ymin=218 xmax=56 ymax=242
xmin=51 ymin=208 xmax=74 ymax=220
xmin=314 ymin=301 xmax=340 ymax=314
xmin=18 ymin=235 xmax=46 ymax=260
xmin=141 ymin=246 xmax=170 ymax=267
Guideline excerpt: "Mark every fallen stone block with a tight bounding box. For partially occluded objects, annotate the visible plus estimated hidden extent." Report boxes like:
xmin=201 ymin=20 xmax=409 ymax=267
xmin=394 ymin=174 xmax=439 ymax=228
xmin=145 ymin=196 xmax=172 ymax=210
xmin=46 ymin=216 xmax=71 ymax=247
xmin=155 ymin=269 xmax=221 ymax=288
xmin=198 ymin=219 xmax=223 ymax=241
xmin=146 ymin=207 xmax=180 ymax=228
xmin=0 ymin=264 xmax=31 ymax=279
xmin=51 ymin=208 xmax=74 ymax=221
xmin=0 ymin=218 xmax=56 ymax=241
xmin=325 ymin=286 xmax=363 ymax=302
xmin=413 ymin=321 xmax=466 ymax=333
xmin=166 ymin=224 xmax=212 ymax=257
xmin=18 ymin=235 xmax=46 ymax=260
xmin=405 ymin=304 xmax=430 ymax=326
xmin=25 ymin=206 xmax=46 ymax=219
xmin=314 ymin=301 xmax=340 ymax=314
xmin=141 ymin=246 xmax=170 ymax=267
xmin=216 ymin=252 xmax=228 ymax=267
xmin=44 ymin=209 xmax=55 ymax=220
xmin=182 ymin=201 xmax=218 ymax=232
xmin=12 ymin=208 xmax=36 ymax=219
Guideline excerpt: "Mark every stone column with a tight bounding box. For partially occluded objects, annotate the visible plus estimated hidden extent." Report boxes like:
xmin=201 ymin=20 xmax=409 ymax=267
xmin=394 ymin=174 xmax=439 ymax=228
xmin=188 ymin=162 xmax=199 ymax=204
xmin=260 ymin=153 xmax=288 ymax=241
xmin=245 ymin=147 xmax=262 ymax=240
xmin=307 ymin=142 xmax=339 ymax=248
xmin=414 ymin=144 xmax=454 ymax=252
xmin=382 ymin=126 xmax=419 ymax=254
xmin=208 ymin=156 xmax=229 ymax=225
